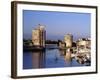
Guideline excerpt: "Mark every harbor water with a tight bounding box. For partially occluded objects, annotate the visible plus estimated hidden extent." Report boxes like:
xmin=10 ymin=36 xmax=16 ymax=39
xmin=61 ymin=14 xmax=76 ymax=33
xmin=23 ymin=44 xmax=90 ymax=69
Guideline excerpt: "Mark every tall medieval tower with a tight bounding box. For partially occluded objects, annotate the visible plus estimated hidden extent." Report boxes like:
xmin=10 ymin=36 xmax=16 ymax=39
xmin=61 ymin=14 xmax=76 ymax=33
xmin=32 ymin=24 xmax=46 ymax=47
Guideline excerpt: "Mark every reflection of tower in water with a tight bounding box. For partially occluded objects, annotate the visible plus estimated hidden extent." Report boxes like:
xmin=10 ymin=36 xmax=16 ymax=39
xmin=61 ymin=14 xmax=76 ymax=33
xmin=32 ymin=51 xmax=45 ymax=68
xmin=64 ymin=48 xmax=72 ymax=62
xmin=59 ymin=49 xmax=66 ymax=56
xmin=59 ymin=48 xmax=72 ymax=62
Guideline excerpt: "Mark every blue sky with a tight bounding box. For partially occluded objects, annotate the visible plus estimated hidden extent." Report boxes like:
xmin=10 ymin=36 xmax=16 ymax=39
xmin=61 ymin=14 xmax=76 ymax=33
xmin=23 ymin=10 xmax=91 ymax=41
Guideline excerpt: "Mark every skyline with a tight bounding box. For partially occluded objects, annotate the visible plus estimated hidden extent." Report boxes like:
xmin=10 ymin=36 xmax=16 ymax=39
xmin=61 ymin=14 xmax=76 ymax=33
xmin=23 ymin=10 xmax=91 ymax=41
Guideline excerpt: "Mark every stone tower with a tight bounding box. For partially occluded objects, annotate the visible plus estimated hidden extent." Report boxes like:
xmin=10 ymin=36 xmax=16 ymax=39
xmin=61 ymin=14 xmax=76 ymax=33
xmin=32 ymin=24 xmax=46 ymax=47
xmin=64 ymin=34 xmax=73 ymax=48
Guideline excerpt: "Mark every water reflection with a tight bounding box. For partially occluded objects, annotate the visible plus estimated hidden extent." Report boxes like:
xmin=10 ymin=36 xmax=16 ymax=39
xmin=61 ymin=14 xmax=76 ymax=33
xmin=23 ymin=48 xmax=90 ymax=69
xmin=31 ymin=51 xmax=45 ymax=68
xmin=23 ymin=51 xmax=45 ymax=69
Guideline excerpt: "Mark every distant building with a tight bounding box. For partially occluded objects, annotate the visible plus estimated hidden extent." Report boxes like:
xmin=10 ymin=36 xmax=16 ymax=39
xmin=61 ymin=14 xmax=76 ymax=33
xmin=32 ymin=24 xmax=46 ymax=47
xmin=64 ymin=34 xmax=73 ymax=48
xmin=77 ymin=38 xmax=91 ymax=49
xmin=76 ymin=38 xmax=91 ymax=53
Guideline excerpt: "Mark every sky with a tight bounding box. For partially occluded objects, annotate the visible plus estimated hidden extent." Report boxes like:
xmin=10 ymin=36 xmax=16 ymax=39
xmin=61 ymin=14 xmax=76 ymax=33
xmin=23 ymin=10 xmax=91 ymax=41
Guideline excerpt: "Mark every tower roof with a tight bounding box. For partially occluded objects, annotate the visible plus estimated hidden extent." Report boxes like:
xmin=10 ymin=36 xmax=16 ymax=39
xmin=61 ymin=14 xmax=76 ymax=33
xmin=37 ymin=24 xmax=45 ymax=30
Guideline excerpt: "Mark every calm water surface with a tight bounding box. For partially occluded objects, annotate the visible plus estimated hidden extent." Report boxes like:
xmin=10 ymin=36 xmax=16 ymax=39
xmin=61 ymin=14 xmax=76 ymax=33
xmin=23 ymin=46 xmax=88 ymax=69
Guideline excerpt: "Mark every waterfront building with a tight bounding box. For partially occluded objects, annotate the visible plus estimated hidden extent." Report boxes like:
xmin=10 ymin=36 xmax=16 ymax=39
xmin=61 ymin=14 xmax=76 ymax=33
xmin=77 ymin=38 xmax=91 ymax=49
xmin=64 ymin=34 xmax=73 ymax=48
xmin=32 ymin=24 xmax=46 ymax=47
xmin=76 ymin=38 xmax=91 ymax=53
